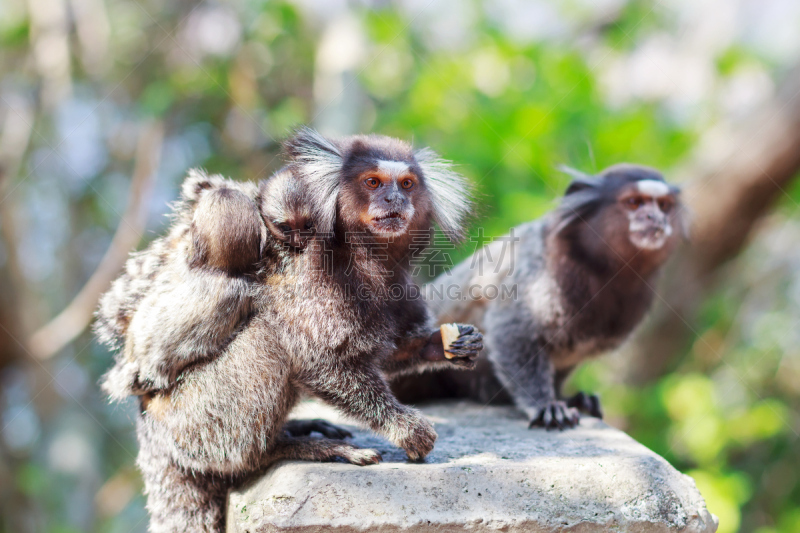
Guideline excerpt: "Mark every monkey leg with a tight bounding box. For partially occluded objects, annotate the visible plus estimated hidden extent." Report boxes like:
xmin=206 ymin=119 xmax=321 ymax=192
xmin=283 ymin=419 xmax=353 ymax=439
xmin=137 ymin=423 xmax=231 ymax=533
xmin=270 ymin=435 xmax=381 ymax=466
xmin=301 ymin=362 xmax=437 ymax=461
xmin=485 ymin=331 xmax=580 ymax=431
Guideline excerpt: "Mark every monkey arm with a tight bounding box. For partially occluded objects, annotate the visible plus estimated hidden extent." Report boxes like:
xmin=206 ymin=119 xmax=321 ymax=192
xmin=298 ymin=361 xmax=437 ymax=461
xmin=380 ymin=324 xmax=442 ymax=378
xmin=486 ymin=335 xmax=579 ymax=430
xmin=382 ymin=323 xmax=484 ymax=380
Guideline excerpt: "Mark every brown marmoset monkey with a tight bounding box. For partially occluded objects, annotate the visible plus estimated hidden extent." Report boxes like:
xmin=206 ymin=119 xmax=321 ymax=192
xmin=400 ymin=164 xmax=686 ymax=430
xmin=96 ymin=128 xmax=483 ymax=532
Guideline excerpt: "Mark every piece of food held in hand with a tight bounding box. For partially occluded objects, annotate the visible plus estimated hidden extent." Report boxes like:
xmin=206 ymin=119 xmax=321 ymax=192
xmin=408 ymin=164 xmax=687 ymax=431
xmin=441 ymin=323 xmax=461 ymax=358
xmin=95 ymin=127 xmax=484 ymax=533
xmin=440 ymin=322 xmax=484 ymax=366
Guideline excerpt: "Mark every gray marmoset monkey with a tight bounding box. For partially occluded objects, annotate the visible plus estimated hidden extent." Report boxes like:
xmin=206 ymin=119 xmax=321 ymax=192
xmin=400 ymin=164 xmax=685 ymax=430
xmin=96 ymin=128 xmax=483 ymax=532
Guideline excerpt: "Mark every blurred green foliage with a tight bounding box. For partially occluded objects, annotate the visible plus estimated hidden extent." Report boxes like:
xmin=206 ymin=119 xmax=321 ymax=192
xmin=0 ymin=1 xmax=798 ymax=532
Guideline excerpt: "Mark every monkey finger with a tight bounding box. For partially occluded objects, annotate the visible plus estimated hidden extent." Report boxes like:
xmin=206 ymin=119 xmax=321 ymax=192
xmin=448 ymin=357 xmax=477 ymax=370
xmin=453 ymin=335 xmax=483 ymax=349
xmin=565 ymin=391 xmax=604 ymax=419
xmin=448 ymin=337 xmax=484 ymax=353
xmin=553 ymin=405 xmax=569 ymax=431
xmin=445 ymin=344 xmax=481 ymax=357
xmin=456 ymin=324 xmax=475 ymax=336
xmin=542 ymin=406 xmax=554 ymax=429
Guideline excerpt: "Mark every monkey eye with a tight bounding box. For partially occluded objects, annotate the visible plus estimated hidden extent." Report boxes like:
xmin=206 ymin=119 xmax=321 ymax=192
xmin=365 ymin=177 xmax=381 ymax=189
xmin=624 ymin=196 xmax=644 ymax=210
xmin=401 ymin=178 xmax=414 ymax=190
xmin=657 ymin=198 xmax=674 ymax=213
xmin=277 ymin=223 xmax=292 ymax=234
xmin=304 ymin=221 xmax=314 ymax=230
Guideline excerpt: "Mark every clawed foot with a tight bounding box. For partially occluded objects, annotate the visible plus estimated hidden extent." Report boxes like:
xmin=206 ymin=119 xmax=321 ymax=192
xmin=446 ymin=324 xmax=484 ymax=369
xmin=393 ymin=412 xmax=437 ymax=462
xmin=528 ymin=401 xmax=580 ymax=431
xmin=564 ymin=391 xmax=603 ymax=419
xmin=283 ymin=419 xmax=353 ymax=439
xmin=334 ymin=444 xmax=382 ymax=466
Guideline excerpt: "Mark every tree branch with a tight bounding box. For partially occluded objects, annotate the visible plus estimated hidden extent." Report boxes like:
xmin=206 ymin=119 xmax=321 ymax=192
xmin=27 ymin=120 xmax=164 ymax=360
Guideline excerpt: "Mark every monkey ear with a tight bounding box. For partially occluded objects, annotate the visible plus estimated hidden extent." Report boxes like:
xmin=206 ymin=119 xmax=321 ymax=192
xmin=557 ymin=165 xmax=601 ymax=196
xmin=414 ymin=148 xmax=473 ymax=242
xmin=284 ymin=127 xmax=343 ymax=235
xmin=180 ymin=169 xmax=230 ymax=204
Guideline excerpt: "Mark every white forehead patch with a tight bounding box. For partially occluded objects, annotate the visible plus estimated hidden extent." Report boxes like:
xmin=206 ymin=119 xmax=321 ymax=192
xmin=378 ymin=160 xmax=410 ymax=176
xmin=636 ymin=179 xmax=670 ymax=197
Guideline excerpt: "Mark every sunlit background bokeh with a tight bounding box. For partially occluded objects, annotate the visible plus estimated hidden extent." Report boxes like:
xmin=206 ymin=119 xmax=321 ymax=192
xmin=1 ymin=1 xmax=799 ymax=532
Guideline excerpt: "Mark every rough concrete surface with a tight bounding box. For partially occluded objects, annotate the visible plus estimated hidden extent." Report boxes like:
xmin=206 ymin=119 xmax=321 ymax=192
xmin=227 ymin=401 xmax=718 ymax=532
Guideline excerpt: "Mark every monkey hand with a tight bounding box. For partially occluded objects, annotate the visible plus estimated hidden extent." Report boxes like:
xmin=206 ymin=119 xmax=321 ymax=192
xmin=443 ymin=324 xmax=484 ymax=369
xmin=528 ymin=400 xmax=580 ymax=431
xmin=390 ymin=410 xmax=437 ymax=462
xmin=283 ymin=419 xmax=353 ymax=439
xmin=564 ymin=391 xmax=603 ymax=419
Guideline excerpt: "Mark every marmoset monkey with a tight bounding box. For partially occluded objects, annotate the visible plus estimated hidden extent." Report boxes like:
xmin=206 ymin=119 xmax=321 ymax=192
xmin=410 ymin=164 xmax=685 ymax=430
xmin=96 ymin=166 xmax=328 ymax=398
xmin=96 ymin=171 xmax=269 ymax=398
xmin=97 ymin=128 xmax=483 ymax=532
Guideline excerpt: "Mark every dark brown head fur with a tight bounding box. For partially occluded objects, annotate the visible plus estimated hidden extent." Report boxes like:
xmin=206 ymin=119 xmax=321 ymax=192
xmin=189 ymin=186 xmax=264 ymax=274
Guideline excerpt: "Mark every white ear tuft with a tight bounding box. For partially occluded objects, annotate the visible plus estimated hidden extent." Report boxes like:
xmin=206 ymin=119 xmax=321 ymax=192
xmin=415 ymin=147 xmax=473 ymax=242
xmin=180 ymin=169 xmax=229 ymax=203
xmin=285 ymin=127 xmax=343 ymax=235
xmin=556 ymin=164 xmax=593 ymax=181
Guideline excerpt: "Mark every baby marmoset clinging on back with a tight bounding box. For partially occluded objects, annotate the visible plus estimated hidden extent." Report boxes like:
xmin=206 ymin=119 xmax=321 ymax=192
xmin=410 ymin=164 xmax=686 ymax=430
xmin=95 ymin=167 xmax=319 ymax=399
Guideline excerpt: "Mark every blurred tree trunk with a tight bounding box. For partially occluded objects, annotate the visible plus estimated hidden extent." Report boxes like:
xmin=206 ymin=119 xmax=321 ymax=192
xmin=626 ymin=64 xmax=800 ymax=383
xmin=0 ymin=97 xmax=35 ymax=371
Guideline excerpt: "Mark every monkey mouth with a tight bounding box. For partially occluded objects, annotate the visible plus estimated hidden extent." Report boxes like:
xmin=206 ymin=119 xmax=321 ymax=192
xmin=370 ymin=211 xmax=410 ymax=235
xmin=374 ymin=212 xmax=406 ymax=222
xmin=629 ymin=227 xmax=670 ymax=250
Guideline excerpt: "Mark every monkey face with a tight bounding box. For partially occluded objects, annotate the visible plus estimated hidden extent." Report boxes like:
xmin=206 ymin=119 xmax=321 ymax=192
xmin=266 ymin=215 xmax=315 ymax=250
xmin=259 ymin=169 xmax=316 ymax=251
xmin=617 ymin=180 xmax=678 ymax=251
xmin=355 ymin=160 xmax=420 ymax=237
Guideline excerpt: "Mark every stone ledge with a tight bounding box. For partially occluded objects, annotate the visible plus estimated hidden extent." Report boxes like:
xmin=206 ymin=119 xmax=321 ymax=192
xmin=227 ymin=401 xmax=718 ymax=532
